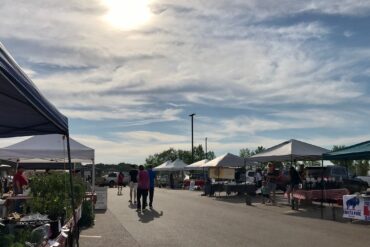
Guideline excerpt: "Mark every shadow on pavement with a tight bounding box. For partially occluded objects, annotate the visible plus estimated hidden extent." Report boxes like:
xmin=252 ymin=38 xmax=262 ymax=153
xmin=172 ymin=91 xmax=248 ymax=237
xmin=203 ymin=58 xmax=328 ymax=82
xmin=137 ymin=208 xmax=164 ymax=223
xmin=94 ymin=209 xmax=107 ymax=214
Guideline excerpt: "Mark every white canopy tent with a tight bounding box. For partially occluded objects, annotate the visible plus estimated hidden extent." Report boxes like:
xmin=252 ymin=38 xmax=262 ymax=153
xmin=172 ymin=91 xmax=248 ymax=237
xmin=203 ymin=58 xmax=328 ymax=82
xmin=0 ymin=134 xmax=96 ymax=191
xmin=201 ymin=153 xmax=246 ymax=168
xmin=167 ymin=158 xmax=188 ymax=171
xmin=153 ymin=160 xmax=172 ymax=171
xmin=248 ymin=139 xmax=329 ymax=162
xmin=184 ymin=159 xmax=208 ymax=171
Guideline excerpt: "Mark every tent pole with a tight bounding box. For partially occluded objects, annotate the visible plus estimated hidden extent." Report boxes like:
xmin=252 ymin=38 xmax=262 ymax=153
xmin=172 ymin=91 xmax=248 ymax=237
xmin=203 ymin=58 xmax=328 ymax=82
xmin=92 ymin=159 xmax=95 ymax=193
xmin=67 ymin=134 xmax=79 ymax=247
xmin=321 ymin=158 xmax=324 ymax=219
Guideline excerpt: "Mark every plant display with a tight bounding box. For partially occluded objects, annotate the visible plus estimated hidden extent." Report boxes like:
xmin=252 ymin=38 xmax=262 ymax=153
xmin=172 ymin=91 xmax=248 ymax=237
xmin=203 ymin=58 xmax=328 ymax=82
xmin=29 ymin=173 xmax=86 ymax=221
xmin=79 ymin=200 xmax=95 ymax=227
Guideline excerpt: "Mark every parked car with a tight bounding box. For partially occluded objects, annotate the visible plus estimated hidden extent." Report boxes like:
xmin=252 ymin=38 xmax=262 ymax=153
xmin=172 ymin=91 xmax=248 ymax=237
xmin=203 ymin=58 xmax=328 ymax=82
xmin=305 ymin=166 xmax=368 ymax=193
xmin=102 ymin=171 xmax=129 ymax=187
xmin=356 ymin=176 xmax=370 ymax=187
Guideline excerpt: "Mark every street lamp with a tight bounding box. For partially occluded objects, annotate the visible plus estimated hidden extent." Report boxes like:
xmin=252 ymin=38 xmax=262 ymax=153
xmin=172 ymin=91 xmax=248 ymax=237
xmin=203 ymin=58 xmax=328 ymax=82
xmin=205 ymin=137 xmax=208 ymax=160
xmin=189 ymin=113 xmax=195 ymax=163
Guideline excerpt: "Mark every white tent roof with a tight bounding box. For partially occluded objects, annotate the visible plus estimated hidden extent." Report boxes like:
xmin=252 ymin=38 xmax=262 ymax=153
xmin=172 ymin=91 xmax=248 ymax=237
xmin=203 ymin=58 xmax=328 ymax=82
xmin=248 ymin=139 xmax=329 ymax=162
xmin=184 ymin=159 xmax=208 ymax=170
xmin=0 ymin=134 xmax=94 ymax=162
xmin=201 ymin=153 xmax=245 ymax=168
xmin=167 ymin=159 xmax=188 ymax=171
xmin=153 ymin=160 xmax=172 ymax=171
xmin=153 ymin=159 xmax=188 ymax=171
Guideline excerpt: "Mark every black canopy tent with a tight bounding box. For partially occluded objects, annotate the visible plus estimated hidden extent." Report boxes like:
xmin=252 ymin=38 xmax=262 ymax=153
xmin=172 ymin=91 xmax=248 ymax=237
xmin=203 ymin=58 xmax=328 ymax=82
xmin=0 ymin=43 xmax=79 ymax=245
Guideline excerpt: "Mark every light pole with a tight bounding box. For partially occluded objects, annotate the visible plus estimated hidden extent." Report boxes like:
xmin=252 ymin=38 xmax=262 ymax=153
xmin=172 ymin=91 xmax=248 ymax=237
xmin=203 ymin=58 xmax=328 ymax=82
xmin=205 ymin=137 xmax=208 ymax=159
xmin=189 ymin=113 xmax=195 ymax=163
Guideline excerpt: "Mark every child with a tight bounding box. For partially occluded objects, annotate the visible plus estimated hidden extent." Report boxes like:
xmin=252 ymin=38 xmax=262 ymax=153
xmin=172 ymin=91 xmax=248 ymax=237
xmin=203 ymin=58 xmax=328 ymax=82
xmin=261 ymin=181 xmax=270 ymax=204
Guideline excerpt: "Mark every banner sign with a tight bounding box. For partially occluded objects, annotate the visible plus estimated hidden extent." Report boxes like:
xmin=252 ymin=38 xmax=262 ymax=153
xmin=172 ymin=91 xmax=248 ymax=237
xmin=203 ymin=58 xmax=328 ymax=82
xmin=95 ymin=186 xmax=108 ymax=210
xmin=343 ymin=195 xmax=370 ymax=221
xmin=209 ymin=167 xmax=235 ymax=179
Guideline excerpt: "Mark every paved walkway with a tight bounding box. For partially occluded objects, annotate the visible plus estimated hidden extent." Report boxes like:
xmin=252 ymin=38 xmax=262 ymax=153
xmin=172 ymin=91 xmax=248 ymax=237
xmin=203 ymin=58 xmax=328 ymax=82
xmin=81 ymin=187 xmax=370 ymax=247
xmin=80 ymin=208 xmax=139 ymax=247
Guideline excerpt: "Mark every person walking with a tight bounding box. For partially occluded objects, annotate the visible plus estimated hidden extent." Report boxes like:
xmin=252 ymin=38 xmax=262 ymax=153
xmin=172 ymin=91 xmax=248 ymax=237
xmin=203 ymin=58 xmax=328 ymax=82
xmin=137 ymin=165 xmax=149 ymax=211
xmin=147 ymin=165 xmax=156 ymax=209
xmin=117 ymin=171 xmax=124 ymax=195
xmin=287 ymin=166 xmax=301 ymax=208
xmin=129 ymin=166 xmax=138 ymax=203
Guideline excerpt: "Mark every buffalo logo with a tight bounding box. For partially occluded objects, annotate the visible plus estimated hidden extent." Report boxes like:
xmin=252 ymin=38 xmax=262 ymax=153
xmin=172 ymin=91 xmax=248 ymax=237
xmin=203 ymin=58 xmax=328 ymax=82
xmin=346 ymin=196 xmax=360 ymax=210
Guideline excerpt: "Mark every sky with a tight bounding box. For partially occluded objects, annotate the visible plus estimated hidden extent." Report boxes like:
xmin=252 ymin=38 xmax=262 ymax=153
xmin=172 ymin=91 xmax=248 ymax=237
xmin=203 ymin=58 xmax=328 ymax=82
xmin=1 ymin=0 xmax=370 ymax=164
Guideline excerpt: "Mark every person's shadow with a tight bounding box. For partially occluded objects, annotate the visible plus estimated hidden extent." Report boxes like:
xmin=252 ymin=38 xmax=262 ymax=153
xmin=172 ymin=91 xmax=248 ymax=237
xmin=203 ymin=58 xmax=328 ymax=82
xmin=137 ymin=208 xmax=164 ymax=223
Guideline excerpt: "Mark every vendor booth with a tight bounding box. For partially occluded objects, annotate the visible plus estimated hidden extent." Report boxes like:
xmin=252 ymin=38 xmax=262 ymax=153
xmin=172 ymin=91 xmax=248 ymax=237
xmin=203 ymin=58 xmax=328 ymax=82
xmin=0 ymin=42 xmax=84 ymax=246
xmin=201 ymin=153 xmax=256 ymax=196
xmin=323 ymin=141 xmax=370 ymax=221
xmin=248 ymin=139 xmax=342 ymax=215
xmin=154 ymin=159 xmax=187 ymax=188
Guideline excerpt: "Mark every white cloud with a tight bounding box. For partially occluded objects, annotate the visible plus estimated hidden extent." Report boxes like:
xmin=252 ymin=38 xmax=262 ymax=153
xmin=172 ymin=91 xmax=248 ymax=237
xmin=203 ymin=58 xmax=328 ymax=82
xmin=1 ymin=1 xmax=370 ymax=163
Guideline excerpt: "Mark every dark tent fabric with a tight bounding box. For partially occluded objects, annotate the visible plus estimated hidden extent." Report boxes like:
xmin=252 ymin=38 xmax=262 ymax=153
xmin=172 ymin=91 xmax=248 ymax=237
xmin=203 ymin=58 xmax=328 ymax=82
xmin=0 ymin=43 xmax=68 ymax=137
xmin=323 ymin=141 xmax=370 ymax=160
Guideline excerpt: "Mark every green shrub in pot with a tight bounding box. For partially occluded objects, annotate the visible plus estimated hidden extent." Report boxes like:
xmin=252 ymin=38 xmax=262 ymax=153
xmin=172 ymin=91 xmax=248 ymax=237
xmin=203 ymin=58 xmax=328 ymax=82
xmin=29 ymin=173 xmax=86 ymax=221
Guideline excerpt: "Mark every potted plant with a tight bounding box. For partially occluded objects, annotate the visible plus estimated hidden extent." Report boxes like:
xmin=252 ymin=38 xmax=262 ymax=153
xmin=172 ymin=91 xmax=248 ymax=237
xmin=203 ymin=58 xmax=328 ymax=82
xmin=29 ymin=173 xmax=86 ymax=239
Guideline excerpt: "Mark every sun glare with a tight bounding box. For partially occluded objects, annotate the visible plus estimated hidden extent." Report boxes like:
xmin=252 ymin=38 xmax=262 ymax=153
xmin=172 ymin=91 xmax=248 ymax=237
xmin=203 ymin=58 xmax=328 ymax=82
xmin=102 ymin=0 xmax=152 ymax=30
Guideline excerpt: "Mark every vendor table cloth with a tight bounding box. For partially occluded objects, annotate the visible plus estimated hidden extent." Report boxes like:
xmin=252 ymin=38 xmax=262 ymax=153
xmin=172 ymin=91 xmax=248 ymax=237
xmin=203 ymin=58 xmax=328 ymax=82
xmin=291 ymin=188 xmax=349 ymax=203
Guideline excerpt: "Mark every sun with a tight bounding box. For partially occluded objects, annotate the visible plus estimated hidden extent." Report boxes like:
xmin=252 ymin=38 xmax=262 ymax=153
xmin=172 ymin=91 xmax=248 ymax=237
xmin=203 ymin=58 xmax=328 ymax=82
xmin=102 ymin=0 xmax=152 ymax=30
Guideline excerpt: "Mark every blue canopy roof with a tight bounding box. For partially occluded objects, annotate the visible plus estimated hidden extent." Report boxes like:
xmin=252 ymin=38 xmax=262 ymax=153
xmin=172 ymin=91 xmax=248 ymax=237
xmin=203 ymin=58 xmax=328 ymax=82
xmin=323 ymin=141 xmax=370 ymax=160
xmin=0 ymin=43 xmax=68 ymax=137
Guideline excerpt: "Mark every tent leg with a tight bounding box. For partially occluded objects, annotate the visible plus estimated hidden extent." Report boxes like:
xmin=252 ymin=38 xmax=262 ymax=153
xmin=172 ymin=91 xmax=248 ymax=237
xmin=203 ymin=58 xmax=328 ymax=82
xmin=67 ymin=134 xmax=79 ymax=247
xmin=321 ymin=159 xmax=324 ymax=219
xmin=92 ymin=159 xmax=95 ymax=193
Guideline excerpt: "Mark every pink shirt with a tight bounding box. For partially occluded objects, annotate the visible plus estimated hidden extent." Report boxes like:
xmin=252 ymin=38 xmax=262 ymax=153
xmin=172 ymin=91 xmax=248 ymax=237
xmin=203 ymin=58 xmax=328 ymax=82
xmin=138 ymin=170 xmax=149 ymax=189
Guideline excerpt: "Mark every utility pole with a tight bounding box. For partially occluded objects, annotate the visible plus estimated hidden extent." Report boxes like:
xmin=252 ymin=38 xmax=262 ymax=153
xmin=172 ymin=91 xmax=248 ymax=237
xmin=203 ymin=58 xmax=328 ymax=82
xmin=189 ymin=113 xmax=195 ymax=163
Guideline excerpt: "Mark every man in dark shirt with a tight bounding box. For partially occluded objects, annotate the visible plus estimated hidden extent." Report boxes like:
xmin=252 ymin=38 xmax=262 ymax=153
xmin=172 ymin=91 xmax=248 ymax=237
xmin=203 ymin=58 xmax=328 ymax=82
xmin=129 ymin=166 xmax=138 ymax=203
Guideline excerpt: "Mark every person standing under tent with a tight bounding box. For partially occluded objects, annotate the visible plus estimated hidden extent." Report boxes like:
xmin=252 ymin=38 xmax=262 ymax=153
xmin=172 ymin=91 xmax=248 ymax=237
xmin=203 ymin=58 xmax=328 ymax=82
xmin=129 ymin=166 xmax=138 ymax=204
xmin=137 ymin=165 xmax=149 ymax=211
xmin=266 ymin=163 xmax=279 ymax=205
xmin=13 ymin=166 xmax=28 ymax=213
xmin=147 ymin=165 xmax=156 ymax=209
xmin=117 ymin=171 xmax=124 ymax=196
xmin=13 ymin=166 xmax=28 ymax=195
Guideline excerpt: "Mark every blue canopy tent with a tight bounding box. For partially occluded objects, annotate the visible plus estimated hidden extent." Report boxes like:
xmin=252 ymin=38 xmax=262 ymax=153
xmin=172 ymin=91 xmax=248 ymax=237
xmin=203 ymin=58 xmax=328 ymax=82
xmin=0 ymin=43 xmax=79 ymax=245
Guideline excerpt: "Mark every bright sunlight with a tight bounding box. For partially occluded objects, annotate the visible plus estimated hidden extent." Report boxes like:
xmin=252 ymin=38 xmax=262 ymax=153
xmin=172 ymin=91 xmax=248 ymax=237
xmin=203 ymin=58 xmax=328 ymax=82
xmin=102 ymin=0 xmax=152 ymax=30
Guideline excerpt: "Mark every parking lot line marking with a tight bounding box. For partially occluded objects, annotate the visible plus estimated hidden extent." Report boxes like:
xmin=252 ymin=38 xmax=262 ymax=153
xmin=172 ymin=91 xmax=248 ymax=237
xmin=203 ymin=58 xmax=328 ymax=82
xmin=80 ymin=235 xmax=102 ymax=238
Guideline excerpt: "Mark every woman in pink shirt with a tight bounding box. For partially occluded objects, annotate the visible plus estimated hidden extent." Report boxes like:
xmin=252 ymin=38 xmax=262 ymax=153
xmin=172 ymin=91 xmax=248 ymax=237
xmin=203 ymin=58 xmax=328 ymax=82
xmin=137 ymin=165 xmax=149 ymax=211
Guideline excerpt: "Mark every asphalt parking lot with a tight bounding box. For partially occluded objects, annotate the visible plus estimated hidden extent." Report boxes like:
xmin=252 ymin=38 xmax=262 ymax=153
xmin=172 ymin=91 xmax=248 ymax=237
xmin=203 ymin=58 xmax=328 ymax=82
xmin=81 ymin=188 xmax=370 ymax=247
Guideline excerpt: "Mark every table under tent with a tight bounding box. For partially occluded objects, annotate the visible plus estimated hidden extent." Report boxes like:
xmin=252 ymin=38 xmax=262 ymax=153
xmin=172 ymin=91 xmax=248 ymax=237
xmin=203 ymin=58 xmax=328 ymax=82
xmin=0 ymin=42 xmax=81 ymax=246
